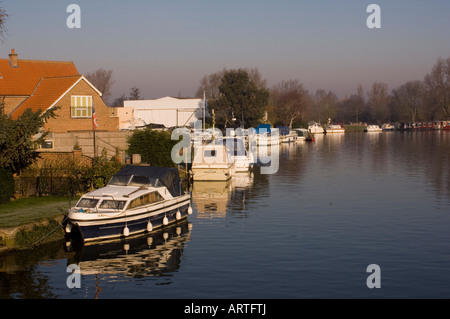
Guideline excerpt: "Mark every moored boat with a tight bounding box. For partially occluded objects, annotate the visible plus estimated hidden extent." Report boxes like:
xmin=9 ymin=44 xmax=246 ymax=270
xmin=382 ymin=123 xmax=395 ymax=131
xmin=364 ymin=125 xmax=382 ymax=132
xmin=215 ymin=137 xmax=254 ymax=172
xmin=65 ymin=165 xmax=191 ymax=243
xmin=308 ymin=122 xmax=325 ymax=134
xmin=293 ymin=128 xmax=308 ymax=141
xmin=254 ymin=124 xmax=279 ymax=145
xmin=325 ymin=124 xmax=345 ymax=133
xmin=191 ymin=143 xmax=236 ymax=181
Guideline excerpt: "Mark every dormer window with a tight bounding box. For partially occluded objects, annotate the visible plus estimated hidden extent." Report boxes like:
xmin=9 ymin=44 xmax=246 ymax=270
xmin=71 ymin=95 xmax=92 ymax=118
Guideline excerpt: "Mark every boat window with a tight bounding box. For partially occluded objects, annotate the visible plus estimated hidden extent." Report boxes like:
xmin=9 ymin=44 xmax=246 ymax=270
xmin=128 ymin=191 xmax=164 ymax=209
xmin=76 ymin=198 xmax=99 ymax=208
xmin=129 ymin=175 xmax=151 ymax=186
xmin=99 ymin=200 xmax=126 ymax=210
xmin=204 ymin=149 xmax=217 ymax=157
xmin=108 ymin=175 xmax=130 ymax=186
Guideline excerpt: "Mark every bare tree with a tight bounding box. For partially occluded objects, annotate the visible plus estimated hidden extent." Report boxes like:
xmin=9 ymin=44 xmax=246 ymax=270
xmin=129 ymin=86 xmax=141 ymax=100
xmin=271 ymin=80 xmax=309 ymax=128
xmin=0 ymin=4 xmax=8 ymax=42
xmin=313 ymin=89 xmax=338 ymax=123
xmin=424 ymin=57 xmax=450 ymax=120
xmin=392 ymin=80 xmax=424 ymax=123
xmin=195 ymin=68 xmax=225 ymax=99
xmin=85 ymin=69 xmax=114 ymax=104
xmin=368 ymin=82 xmax=389 ymax=123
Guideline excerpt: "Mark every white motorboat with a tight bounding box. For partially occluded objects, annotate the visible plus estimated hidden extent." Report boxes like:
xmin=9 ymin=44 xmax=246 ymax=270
xmin=364 ymin=125 xmax=382 ymax=132
xmin=191 ymin=143 xmax=236 ymax=181
xmin=308 ymin=122 xmax=325 ymax=134
xmin=325 ymin=124 xmax=345 ymax=133
xmin=215 ymin=137 xmax=254 ymax=172
xmin=382 ymin=123 xmax=395 ymax=131
xmin=65 ymin=165 xmax=191 ymax=243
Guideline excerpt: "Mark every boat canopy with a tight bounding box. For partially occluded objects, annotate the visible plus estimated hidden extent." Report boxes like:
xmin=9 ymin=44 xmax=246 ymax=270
xmin=255 ymin=124 xmax=272 ymax=134
xmin=275 ymin=126 xmax=290 ymax=136
xmin=108 ymin=165 xmax=183 ymax=197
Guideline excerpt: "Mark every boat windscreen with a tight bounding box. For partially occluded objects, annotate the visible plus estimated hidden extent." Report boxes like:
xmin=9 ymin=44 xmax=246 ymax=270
xmin=76 ymin=198 xmax=99 ymax=208
xmin=129 ymin=175 xmax=151 ymax=186
xmin=108 ymin=175 xmax=131 ymax=186
xmin=99 ymin=200 xmax=126 ymax=210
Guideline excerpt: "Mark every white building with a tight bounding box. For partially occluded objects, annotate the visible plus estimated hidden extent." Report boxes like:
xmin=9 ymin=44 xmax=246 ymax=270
xmin=121 ymin=96 xmax=206 ymax=130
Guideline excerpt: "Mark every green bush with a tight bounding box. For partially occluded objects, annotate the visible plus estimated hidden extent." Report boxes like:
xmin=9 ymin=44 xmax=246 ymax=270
xmin=79 ymin=152 xmax=123 ymax=191
xmin=128 ymin=129 xmax=178 ymax=167
xmin=0 ymin=168 xmax=15 ymax=204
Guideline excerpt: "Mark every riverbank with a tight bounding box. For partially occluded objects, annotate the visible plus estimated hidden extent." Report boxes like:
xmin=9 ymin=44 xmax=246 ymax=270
xmin=343 ymin=125 xmax=366 ymax=132
xmin=0 ymin=196 xmax=77 ymax=255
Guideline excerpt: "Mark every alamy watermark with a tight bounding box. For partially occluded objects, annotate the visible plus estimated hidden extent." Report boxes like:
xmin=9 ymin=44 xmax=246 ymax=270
xmin=66 ymin=264 xmax=81 ymax=289
xmin=366 ymin=4 xmax=381 ymax=29
xmin=366 ymin=264 xmax=381 ymax=288
xmin=66 ymin=4 xmax=81 ymax=29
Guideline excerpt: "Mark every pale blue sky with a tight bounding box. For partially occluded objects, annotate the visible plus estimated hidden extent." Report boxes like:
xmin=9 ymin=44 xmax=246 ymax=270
xmin=1 ymin=0 xmax=450 ymax=101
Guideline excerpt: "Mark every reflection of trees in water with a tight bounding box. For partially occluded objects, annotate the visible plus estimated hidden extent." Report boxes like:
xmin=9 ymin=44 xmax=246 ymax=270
xmin=308 ymin=132 xmax=449 ymax=201
xmin=359 ymin=131 xmax=449 ymax=200
xmin=0 ymin=241 xmax=65 ymax=298
xmin=272 ymin=142 xmax=310 ymax=183
xmin=0 ymin=268 xmax=57 ymax=299
xmin=392 ymin=132 xmax=450 ymax=199
xmin=0 ymin=221 xmax=192 ymax=298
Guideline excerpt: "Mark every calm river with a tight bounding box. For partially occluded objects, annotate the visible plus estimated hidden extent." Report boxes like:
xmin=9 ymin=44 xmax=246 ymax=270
xmin=1 ymin=131 xmax=449 ymax=299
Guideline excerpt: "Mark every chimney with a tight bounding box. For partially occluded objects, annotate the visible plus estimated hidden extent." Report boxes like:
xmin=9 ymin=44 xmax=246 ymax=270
xmin=9 ymin=49 xmax=18 ymax=67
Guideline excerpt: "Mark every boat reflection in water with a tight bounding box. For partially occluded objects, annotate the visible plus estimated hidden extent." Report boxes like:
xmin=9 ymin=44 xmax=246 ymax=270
xmin=65 ymin=220 xmax=192 ymax=281
xmin=192 ymin=172 xmax=254 ymax=219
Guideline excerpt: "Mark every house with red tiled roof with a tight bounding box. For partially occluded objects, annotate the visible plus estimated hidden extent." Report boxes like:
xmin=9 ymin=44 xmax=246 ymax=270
xmin=0 ymin=49 xmax=118 ymax=132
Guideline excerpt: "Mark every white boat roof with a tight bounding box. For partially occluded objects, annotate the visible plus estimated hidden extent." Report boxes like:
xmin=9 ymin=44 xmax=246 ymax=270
xmin=82 ymin=185 xmax=160 ymax=200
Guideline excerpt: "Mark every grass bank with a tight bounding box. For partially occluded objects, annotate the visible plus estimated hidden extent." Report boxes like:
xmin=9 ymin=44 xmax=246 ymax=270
xmin=0 ymin=196 xmax=77 ymax=228
xmin=0 ymin=196 xmax=78 ymax=254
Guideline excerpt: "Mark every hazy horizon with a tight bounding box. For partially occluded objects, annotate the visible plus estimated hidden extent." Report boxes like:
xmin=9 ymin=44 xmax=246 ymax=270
xmin=1 ymin=0 xmax=449 ymax=102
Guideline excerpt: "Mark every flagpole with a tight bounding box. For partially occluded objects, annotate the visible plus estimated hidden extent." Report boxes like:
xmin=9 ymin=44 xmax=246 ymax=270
xmin=203 ymin=91 xmax=206 ymax=132
xmin=92 ymin=98 xmax=97 ymax=159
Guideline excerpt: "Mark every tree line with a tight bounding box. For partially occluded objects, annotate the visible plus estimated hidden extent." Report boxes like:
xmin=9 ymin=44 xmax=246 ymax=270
xmin=196 ymin=58 xmax=450 ymax=129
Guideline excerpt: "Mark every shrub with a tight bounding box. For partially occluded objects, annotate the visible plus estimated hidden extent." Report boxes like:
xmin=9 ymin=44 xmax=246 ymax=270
xmin=0 ymin=167 xmax=15 ymax=204
xmin=128 ymin=129 xmax=178 ymax=167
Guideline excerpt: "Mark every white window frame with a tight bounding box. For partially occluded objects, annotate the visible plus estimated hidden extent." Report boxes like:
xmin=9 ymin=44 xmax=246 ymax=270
xmin=71 ymin=95 xmax=93 ymax=118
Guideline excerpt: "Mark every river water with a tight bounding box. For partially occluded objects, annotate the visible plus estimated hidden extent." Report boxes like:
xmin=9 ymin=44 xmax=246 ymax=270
xmin=1 ymin=131 xmax=449 ymax=299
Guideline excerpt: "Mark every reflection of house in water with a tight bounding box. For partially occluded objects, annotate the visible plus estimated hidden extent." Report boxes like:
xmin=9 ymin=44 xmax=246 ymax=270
xmin=66 ymin=221 xmax=192 ymax=280
xmin=192 ymin=172 xmax=254 ymax=218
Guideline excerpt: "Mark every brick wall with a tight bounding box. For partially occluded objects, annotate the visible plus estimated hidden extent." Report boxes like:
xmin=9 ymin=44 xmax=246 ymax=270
xmin=1 ymin=96 xmax=28 ymax=115
xmin=38 ymin=131 xmax=133 ymax=161
xmin=44 ymin=79 xmax=119 ymax=132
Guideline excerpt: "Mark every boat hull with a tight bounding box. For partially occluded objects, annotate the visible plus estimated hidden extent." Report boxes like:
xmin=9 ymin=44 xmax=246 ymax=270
xmin=192 ymin=166 xmax=234 ymax=181
xmin=67 ymin=196 xmax=191 ymax=242
xmin=256 ymin=135 xmax=279 ymax=146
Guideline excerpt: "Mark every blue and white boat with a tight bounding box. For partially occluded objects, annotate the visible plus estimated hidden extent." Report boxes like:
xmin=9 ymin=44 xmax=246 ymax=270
xmin=65 ymin=165 xmax=191 ymax=243
xmin=254 ymin=124 xmax=279 ymax=145
xmin=215 ymin=137 xmax=255 ymax=172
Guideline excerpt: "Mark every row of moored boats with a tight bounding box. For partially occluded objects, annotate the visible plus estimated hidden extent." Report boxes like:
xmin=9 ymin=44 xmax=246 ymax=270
xmin=65 ymin=119 xmax=448 ymax=244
